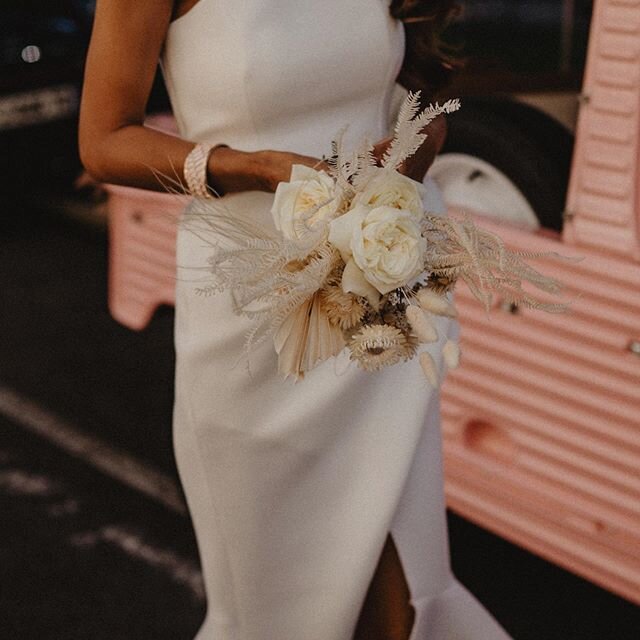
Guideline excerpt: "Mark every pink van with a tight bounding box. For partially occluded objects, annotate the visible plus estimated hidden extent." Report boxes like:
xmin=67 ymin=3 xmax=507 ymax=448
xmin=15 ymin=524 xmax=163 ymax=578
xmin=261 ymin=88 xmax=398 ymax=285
xmin=105 ymin=0 xmax=640 ymax=605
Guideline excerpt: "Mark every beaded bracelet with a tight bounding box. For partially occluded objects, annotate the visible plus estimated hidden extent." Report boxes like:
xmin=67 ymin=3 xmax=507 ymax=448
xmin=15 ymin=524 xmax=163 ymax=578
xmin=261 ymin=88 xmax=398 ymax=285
xmin=183 ymin=142 xmax=229 ymax=198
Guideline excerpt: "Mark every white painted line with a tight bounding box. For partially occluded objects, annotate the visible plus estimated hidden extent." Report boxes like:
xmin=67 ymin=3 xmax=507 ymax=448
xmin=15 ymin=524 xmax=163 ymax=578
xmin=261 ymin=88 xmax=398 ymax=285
xmin=0 ymin=385 xmax=186 ymax=515
xmin=71 ymin=525 xmax=204 ymax=601
xmin=0 ymin=468 xmax=59 ymax=496
xmin=0 ymin=464 xmax=80 ymax=516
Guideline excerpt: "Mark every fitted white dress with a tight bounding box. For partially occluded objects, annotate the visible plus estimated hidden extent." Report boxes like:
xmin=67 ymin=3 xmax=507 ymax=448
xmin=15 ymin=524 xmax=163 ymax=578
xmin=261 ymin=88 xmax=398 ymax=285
xmin=161 ymin=2 xmax=513 ymax=639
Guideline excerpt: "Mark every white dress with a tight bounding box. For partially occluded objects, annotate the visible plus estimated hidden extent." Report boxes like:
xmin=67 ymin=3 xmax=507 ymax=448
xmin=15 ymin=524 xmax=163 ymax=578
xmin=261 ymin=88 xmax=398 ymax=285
xmin=161 ymin=2 xmax=513 ymax=639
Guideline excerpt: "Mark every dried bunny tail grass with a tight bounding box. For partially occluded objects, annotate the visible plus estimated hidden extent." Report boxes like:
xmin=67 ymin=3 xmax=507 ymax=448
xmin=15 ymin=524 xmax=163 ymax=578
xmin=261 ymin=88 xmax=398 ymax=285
xmin=422 ymin=212 xmax=576 ymax=313
xmin=419 ymin=351 xmax=440 ymax=388
xmin=405 ymin=304 xmax=439 ymax=343
xmin=319 ymin=282 xmax=366 ymax=330
xmin=415 ymin=288 xmax=457 ymax=318
xmin=347 ymin=324 xmax=415 ymax=371
xmin=442 ymin=339 xmax=461 ymax=369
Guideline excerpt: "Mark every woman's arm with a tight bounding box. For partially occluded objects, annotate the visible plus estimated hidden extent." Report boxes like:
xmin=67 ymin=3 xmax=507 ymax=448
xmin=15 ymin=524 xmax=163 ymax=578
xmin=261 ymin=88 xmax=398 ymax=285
xmin=78 ymin=0 xmax=320 ymax=194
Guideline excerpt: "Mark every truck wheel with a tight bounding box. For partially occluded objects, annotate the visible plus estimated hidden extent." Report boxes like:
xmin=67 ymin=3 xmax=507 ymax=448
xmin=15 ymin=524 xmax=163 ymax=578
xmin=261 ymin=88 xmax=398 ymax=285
xmin=429 ymin=100 xmax=573 ymax=232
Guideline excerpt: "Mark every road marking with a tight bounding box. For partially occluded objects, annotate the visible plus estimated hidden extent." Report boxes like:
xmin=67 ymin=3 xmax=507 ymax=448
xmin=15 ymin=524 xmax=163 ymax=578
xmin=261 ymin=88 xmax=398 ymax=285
xmin=0 ymin=468 xmax=59 ymax=496
xmin=0 ymin=385 xmax=186 ymax=515
xmin=0 ymin=457 xmax=202 ymax=601
xmin=71 ymin=525 xmax=204 ymax=601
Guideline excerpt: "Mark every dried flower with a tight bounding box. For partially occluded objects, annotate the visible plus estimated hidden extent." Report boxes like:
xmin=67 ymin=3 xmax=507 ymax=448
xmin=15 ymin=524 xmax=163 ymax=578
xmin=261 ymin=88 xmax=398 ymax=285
xmin=406 ymin=305 xmax=439 ymax=343
xmin=352 ymin=168 xmax=424 ymax=218
xmin=426 ymin=272 xmax=457 ymax=295
xmin=416 ymin=288 xmax=457 ymax=318
xmin=284 ymin=257 xmax=310 ymax=273
xmin=348 ymin=324 xmax=414 ymax=371
xmin=329 ymin=204 xmax=426 ymax=298
xmin=443 ymin=339 xmax=461 ymax=369
xmin=386 ymin=290 xmax=403 ymax=306
xmin=419 ymin=351 xmax=440 ymax=387
xmin=422 ymin=212 xmax=571 ymax=313
xmin=382 ymin=307 xmax=408 ymax=332
xmin=271 ymin=165 xmax=338 ymax=241
xmin=320 ymin=282 xmax=366 ymax=330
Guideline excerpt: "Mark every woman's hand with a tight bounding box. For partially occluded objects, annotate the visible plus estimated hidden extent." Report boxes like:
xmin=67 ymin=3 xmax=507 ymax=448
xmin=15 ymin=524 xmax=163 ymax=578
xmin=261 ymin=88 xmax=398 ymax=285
xmin=207 ymin=148 xmax=328 ymax=194
xmin=256 ymin=150 xmax=329 ymax=192
xmin=372 ymin=114 xmax=447 ymax=182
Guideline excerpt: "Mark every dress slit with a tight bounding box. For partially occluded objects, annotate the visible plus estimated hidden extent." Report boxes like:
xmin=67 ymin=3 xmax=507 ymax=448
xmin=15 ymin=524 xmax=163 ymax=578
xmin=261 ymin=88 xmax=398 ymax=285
xmin=353 ymin=532 xmax=415 ymax=640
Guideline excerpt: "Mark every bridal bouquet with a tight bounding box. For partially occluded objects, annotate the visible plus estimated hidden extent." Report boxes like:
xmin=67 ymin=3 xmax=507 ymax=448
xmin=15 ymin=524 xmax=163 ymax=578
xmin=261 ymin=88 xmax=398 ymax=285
xmin=181 ymin=92 xmax=568 ymax=383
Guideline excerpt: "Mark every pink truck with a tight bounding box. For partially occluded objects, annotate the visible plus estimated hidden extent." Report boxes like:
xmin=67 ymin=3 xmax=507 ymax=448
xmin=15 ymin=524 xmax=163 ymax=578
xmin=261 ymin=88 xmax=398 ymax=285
xmin=105 ymin=0 xmax=640 ymax=605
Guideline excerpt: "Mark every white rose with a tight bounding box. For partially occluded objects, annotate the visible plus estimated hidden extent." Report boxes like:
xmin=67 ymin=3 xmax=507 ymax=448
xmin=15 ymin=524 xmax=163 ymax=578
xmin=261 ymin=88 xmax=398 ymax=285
xmin=328 ymin=204 xmax=427 ymax=304
xmin=353 ymin=206 xmax=427 ymax=293
xmin=271 ymin=164 xmax=337 ymax=241
xmin=354 ymin=169 xmax=425 ymax=218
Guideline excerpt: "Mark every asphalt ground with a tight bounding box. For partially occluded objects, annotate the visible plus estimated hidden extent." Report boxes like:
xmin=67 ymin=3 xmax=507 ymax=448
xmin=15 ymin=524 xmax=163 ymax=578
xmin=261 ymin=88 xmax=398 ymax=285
xmin=1 ymin=203 xmax=638 ymax=639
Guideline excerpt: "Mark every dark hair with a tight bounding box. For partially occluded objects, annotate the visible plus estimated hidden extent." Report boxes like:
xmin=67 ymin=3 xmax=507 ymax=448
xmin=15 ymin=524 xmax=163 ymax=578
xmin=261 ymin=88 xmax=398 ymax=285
xmin=390 ymin=0 xmax=460 ymax=99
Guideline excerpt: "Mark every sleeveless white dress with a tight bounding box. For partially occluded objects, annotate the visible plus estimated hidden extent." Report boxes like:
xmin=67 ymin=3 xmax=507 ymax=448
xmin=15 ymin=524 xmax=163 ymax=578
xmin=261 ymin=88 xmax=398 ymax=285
xmin=161 ymin=2 xmax=513 ymax=639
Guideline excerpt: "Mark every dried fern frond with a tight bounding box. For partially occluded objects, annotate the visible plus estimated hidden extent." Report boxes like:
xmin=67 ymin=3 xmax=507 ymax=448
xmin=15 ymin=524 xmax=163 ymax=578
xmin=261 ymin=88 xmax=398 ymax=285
xmin=382 ymin=92 xmax=461 ymax=171
xmin=327 ymin=127 xmax=359 ymax=193
xmin=178 ymin=195 xmax=341 ymax=371
xmin=326 ymin=92 xmax=460 ymax=206
xmin=422 ymin=212 xmax=576 ymax=313
xmin=328 ymin=133 xmax=380 ymax=195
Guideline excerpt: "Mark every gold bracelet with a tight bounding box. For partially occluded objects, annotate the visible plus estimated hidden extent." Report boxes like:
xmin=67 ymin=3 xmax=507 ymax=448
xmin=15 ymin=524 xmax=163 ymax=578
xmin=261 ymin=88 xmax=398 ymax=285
xmin=183 ymin=142 xmax=228 ymax=198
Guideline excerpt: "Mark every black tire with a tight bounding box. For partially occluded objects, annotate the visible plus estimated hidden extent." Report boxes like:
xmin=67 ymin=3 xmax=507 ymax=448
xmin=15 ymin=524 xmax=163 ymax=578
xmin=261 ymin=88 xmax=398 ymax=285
xmin=440 ymin=99 xmax=574 ymax=231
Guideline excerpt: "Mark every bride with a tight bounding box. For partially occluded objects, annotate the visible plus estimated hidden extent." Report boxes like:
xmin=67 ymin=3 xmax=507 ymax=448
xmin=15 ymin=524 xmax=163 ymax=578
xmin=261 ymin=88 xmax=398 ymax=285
xmin=79 ymin=1 xmax=512 ymax=639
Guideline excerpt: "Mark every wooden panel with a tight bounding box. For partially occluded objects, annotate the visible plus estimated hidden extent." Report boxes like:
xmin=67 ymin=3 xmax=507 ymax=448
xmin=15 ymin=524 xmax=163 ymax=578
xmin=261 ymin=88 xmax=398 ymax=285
xmin=564 ymin=0 xmax=640 ymax=258
xmin=107 ymin=186 xmax=183 ymax=330
xmin=442 ymin=215 xmax=640 ymax=605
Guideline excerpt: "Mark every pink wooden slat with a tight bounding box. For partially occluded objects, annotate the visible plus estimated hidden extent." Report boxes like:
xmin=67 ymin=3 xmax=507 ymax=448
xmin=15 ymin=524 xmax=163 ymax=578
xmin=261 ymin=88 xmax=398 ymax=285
xmin=445 ymin=446 xmax=640 ymax=569
xmin=444 ymin=474 xmax=640 ymax=603
xmin=444 ymin=350 xmax=640 ymax=450
xmin=444 ymin=440 xmax=640 ymax=556
xmin=107 ymin=185 xmax=184 ymax=330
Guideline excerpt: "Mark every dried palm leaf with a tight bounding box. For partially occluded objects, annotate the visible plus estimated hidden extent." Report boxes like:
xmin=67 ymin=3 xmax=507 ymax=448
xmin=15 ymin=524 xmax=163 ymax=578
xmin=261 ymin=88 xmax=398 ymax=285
xmin=273 ymin=292 xmax=346 ymax=381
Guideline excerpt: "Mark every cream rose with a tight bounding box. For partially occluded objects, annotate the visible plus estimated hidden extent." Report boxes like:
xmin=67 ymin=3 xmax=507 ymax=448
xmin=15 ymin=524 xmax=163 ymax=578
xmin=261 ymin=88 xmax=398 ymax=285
xmin=271 ymin=164 xmax=337 ymax=241
xmin=354 ymin=169 xmax=425 ymax=218
xmin=328 ymin=204 xmax=427 ymax=304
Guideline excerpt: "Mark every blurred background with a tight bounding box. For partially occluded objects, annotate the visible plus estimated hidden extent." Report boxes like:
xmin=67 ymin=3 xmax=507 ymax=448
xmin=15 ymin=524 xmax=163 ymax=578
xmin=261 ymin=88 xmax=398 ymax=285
xmin=1 ymin=1 xmax=639 ymax=638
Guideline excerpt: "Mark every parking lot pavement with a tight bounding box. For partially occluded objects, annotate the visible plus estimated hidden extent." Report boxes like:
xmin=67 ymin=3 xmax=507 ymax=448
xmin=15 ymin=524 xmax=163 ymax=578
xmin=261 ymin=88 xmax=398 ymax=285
xmin=0 ymin=203 xmax=176 ymax=472
xmin=0 ymin=414 xmax=204 ymax=640
xmin=1 ymin=204 xmax=639 ymax=639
